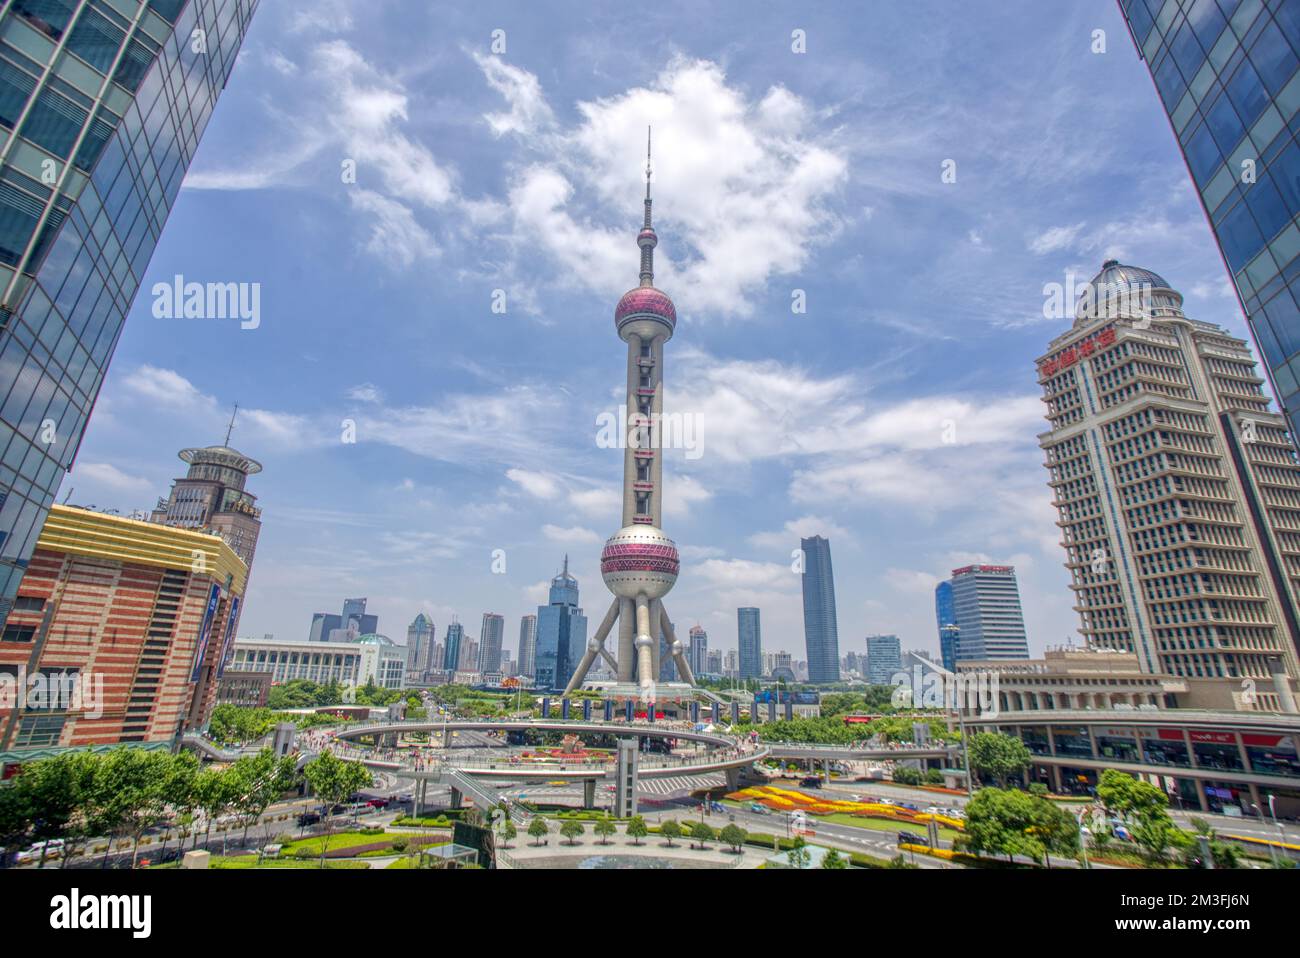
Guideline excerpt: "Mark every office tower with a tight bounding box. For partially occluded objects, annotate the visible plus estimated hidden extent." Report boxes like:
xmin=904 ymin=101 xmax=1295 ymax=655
xmin=561 ymin=132 xmax=695 ymax=697
xmin=946 ymin=564 xmax=1030 ymax=661
xmin=737 ymin=607 xmax=762 ymax=679
xmin=939 ymin=624 xmax=961 ymax=674
xmin=479 ymin=612 xmax=504 ymax=674
xmin=517 ymin=613 xmax=537 ymax=679
xmin=150 ymin=428 xmax=262 ymax=567
xmin=535 ymin=556 xmax=588 ymax=691
xmin=443 ymin=621 xmax=464 ymax=675
xmin=724 ymin=648 xmax=738 ymax=676
xmin=688 ymin=624 xmax=708 ymax=676
xmin=800 ymin=535 xmax=841 ymax=683
xmin=0 ymin=504 xmax=245 ymax=751
xmin=406 ymin=613 xmax=435 ymax=674
xmin=865 ymin=634 xmax=903 ymax=685
xmin=1117 ymin=1 xmax=1300 ymax=434
xmin=0 ymin=0 xmax=260 ymax=625
xmin=309 ymin=598 xmax=377 ymax=642
xmin=1038 ymin=259 xmax=1300 ymax=708
xmin=706 ymin=648 xmax=723 ymax=675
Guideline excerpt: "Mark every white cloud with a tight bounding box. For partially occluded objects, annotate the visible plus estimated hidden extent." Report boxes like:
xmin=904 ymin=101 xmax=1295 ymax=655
xmin=74 ymin=462 xmax=153 ymax=493
xmin=1028 ymin=222 xmax=1085 ymax=255
xmin=541 ymin=524 xmax=601 ymax=544
xmin=749 ymin=515 xmax=850 ymax=550
xmin=349 ymin=188 xmax=439 ymax=266
xmin=346 ymin=383 xmax=384 ymax=404
xmin=473 ymin=51 xmax=555 ymax=137
xmin=506 ymin=469 xmax=563 ymax=500
xmin=121 ymin=365 xmax=211 ymax=407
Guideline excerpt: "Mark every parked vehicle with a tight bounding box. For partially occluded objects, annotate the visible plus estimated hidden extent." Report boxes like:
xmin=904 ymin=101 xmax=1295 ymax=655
xmin=897 ymin=830 xmax=926 ymax=846
xmin=799 ymin=776 xmax=823 ymax=789
xmin=296 ymin=812 xmax=322 ymax=827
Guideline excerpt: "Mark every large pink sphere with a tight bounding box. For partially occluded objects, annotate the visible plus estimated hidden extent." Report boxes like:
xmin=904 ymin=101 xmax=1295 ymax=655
xmin=601 ymin=525 xmax=679 ymax=600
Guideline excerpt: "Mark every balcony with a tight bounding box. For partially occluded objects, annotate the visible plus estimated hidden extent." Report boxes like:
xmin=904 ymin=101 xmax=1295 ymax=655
xmin=633 ymin=481 xmax=654 ymax=491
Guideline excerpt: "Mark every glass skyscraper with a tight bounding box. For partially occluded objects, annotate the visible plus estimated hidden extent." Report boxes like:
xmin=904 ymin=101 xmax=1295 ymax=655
xmin=534 ymin=557 xmax=587 ymax=691
xmin=947 ymin=565 xmax=1030 ymax=661
xmin=934 ymin=579 xmax=959 ymax=671
xmin=800 ymin=535 xmax=841 ymax=683
xmin=865 ymin=634 xmax=902 ymax=685
xmin=0 ymin=0 xmax=258 ymax=622
xmin=1118 ymin=1 xmax=1300 ymax=430
xmin=737 ymin=606 xmax=761 ymax=680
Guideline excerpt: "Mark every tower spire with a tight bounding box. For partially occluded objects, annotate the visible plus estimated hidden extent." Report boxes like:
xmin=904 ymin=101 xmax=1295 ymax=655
xmin=224 ymin=403 xmax=239 ymax=445
xmin=638 ymin=125 xmax=657 ymax=288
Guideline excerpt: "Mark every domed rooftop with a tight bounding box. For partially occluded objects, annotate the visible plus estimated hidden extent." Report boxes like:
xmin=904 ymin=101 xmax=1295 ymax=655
xmin=1075 ymin=259 xmax=1180 ymax=325
xmin=615 ymin=286 xmax=676 ymax=330
xmin=178 ymin=445 xmax=263 ymax=475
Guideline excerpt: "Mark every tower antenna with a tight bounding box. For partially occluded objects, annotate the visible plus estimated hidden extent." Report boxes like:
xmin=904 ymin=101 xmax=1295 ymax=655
xmin=224 ymin=403 xmax=239 ymax=446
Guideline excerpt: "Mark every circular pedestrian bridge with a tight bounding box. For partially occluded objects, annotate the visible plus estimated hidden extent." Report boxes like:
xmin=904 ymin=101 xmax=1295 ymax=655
xmin=328 ymin=718 xmax=767 ymax=781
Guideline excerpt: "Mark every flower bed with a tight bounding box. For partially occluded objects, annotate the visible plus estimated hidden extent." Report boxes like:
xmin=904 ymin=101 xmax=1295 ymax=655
xmin=728 ymin=785 xmax=964 ymax=831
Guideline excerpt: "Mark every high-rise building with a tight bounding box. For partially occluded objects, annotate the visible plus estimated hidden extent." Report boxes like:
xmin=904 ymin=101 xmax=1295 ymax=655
xmin=1038 ymin=259 xmax=1300 ymax=708
xmin=442 ymin=621 xmax=464 ymax=676
xmin=150 ymin=432 xmax=262 ymax=567
xmin=935 ymin=577 xmax=961 ymax=671
xmin=479 ymin=612 xmax=504 ymax=674
xmin=945 ymin=565 xmax=1030 ymax=661
xmin=0 ymin=504 xmax=246 ymax=754
xmin=534 ymin=557 xmax=588 ymax=691
xmin=688 ymin=624 xmax=708 ymax=676
xmin=865 ymin=634 xmax=903 ymax=685
xmin=737 ymin=607 xmax=762 ymax=680
xmin=406 ymin=613 xmax=435 ymax=675
xmin=0 ymin=0 xmax=259 ymax=624
xmin=309 ymin=599 xmax=377 ymax=642
xmin=939 ymin=624 xmax=961 ymax=674
xmin=800 ymin=535 xmax=841 ymax=683
xmin=706 ymin=648 xmax=723 ymax=675
xmin=1117 ymin=1 xmax=1300 ymax=434
xmin=517 ymin=613 xmax=537 ymax=679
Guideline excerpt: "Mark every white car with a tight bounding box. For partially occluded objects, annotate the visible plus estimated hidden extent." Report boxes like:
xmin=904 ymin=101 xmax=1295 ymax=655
xmin=17 ymin=839 xmax=65 ymax=864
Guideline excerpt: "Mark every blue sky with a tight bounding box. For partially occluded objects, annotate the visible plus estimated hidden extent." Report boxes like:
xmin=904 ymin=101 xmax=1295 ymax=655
xmin=66 ymin=0 xmax=1249 ymax=662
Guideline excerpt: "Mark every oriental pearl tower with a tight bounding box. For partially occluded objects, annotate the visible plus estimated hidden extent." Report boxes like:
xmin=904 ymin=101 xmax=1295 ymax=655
xmin=563 ymin=129 xmax=695 ymax=702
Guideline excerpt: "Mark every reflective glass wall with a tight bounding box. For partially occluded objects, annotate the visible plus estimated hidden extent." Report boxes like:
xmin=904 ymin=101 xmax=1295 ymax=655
xmin=0 ymin=0 xmax=258 ymax=622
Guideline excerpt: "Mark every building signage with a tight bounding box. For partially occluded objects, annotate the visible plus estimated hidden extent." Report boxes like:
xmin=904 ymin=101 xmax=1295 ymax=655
xmin=215 ymin=595 xmax=240 ymax=679
xmin=1037 ymin=327 xmax=1117 ymax=378
xmin=190 ymin=584 xmax=222 ymax=683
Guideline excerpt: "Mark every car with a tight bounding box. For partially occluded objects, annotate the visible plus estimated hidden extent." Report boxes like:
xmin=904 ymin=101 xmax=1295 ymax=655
xmin=897 ymin=830 xmax=926 ymax=846
xmin=799 ymin=776 xmax=823 ymax=789
xmin=748 ymin=803 xmax=769 ymax=814
xmin=17 ymin=839 xmax=65 ymax=865
xmin=367 ymin=798 xmax=389 ymax=809
xmin=296 ymin=812 xmax=322 ymax=827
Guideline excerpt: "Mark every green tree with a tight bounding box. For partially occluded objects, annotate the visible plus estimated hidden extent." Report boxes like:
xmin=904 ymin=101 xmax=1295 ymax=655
xmin=527 ymin=817 xmax=550 ymax=846
xmin=0 ymin=782 xmax=31 ymax=867
xmin=821 ymin=847 xmax=848 ymax=869
xmin=193 ymin=767 xmax=240 ymax=854
xmin=892 ymin=766 xmax=923 ymax=786
xmin=559 ymin=820 xmax=585 ymax=846
xmin=962 ymin=787 xmax=1046 ymax=864
xmin=967 ymin=732 xmax=1031 ymax=788
xmin=302 ymin=751 xmax=372 ymax=867
xmin=786 ymin=835 xmax=810 ymax=869
xmin=93 ymin=749 xmax=186 ymax=868
xmin=499 ymin=820 xmax=517 ymax=849
xmin=659 ymin=819 xmax=681 ymax=847
xmin=689 ymin=821 xmax=714 ymax=850
xmin=719 ymin=823 xmax=747 ymax=854
xmin=593 ymin=818 xmax=616 ymax=845
xmin=229 ymin=749 xmax=298 ymax=851
xmin=11 ymin=750 xmax=99 ymax=867
xmin=1097 ymin=769 xmax=1168 ymax=823
xmin=625 ymin=816 xmax=649 ymax=846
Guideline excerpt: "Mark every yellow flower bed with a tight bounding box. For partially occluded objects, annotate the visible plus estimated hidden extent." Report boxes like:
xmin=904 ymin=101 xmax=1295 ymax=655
xmin=728 ymin=786 xmax=965 ymax=831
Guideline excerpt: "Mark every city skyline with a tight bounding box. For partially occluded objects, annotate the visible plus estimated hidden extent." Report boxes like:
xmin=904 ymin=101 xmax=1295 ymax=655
xmin=48 ymin=1 xmax=1270 ymax=664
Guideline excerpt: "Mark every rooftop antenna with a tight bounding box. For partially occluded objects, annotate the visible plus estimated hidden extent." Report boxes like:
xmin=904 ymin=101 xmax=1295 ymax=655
xmin=224 ymin=403 xmax=239 ymax=445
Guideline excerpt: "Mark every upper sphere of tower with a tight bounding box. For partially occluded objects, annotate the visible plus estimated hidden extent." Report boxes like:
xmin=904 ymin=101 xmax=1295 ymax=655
xmin=637 ymin=227 xmax=658 ymax=248
xmin=601 ymin=524 xmax=679 ymax=599
xmin=615 ymin=286 xmax=676 ymax=340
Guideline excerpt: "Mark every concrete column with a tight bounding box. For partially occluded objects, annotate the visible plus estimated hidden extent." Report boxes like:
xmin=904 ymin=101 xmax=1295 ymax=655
xmin=621 ymin=334 xmax=641 ymax=527
xmin=1235 ymin=732 xmax=1252 ymax=773
xmin=1087 ymin=725 xmax=1099 ymax=759
xmin=449 ymin=787 xmax=463 ymax=809
xmin=1132 ymin=726 xmax=1147 ymax=763
xmin=1184 ymin=729 xmax=1199 ymax=768
xmin=1248 ymin=781 xmax=1262 ymax=812
xmin=649 ymin=596 xmax=662 ymax=680
xmin=1193 ymin=777 xmax=1209 ymax=813
xmin=583 ymin=779 xmax=596 ymax=810
xmin=724 ymin=767 xmax=740 ymax=791
xmin=650 ymin=334 xmax=665 ymax=527
xmin=1050 ymin=763 xmax=1063 ymax=792
xmin=617 ymin=597 xmax=636 ymax=682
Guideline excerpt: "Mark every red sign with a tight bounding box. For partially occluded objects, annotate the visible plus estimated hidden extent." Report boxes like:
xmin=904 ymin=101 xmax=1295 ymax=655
xmin=951 ymin=565 xmax=1014 ymax=576
xmin=1038 ymin=327 xmax=1116 ymax=378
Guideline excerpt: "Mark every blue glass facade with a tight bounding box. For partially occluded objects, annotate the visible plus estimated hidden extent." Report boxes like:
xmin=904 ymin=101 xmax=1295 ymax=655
xmin=935 ymin=580 xmax=958 ymax=671
xmin=737 ymin=606 xmax=761 ymax=680
xmin=0 ymin=0 xmax=258 ymax=623
xmin=1120 ymin=0 xmax=1300 ymax=431
xmin=800 ymin=535 xmax=841 ymax=683
xmin=533 ymin=561 xmax=586 ymax=691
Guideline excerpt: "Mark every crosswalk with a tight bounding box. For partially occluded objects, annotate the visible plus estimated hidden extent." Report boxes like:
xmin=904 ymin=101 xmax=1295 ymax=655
xmin=638 ymin=773 xmax=724 ymax=797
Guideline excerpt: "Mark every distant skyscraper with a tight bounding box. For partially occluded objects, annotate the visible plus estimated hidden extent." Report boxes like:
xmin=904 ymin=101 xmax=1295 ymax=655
xmin=947 ymin=565 xmax=1029 ymax=661
xmin=935 ymin=578 xmax=959 ymax=671
xmin=707 ymin=648 xmax=724 ymax=675
xmin=939 ymin=625 xmax=961 ymax=674
xmin=1038 ymin=260 xmax=1300 ymax=706
xmin=0 ymin=0 xmax=260 ymax=625
xmin=737 ymin=607 xmax=762 ymax=680
xmin=406 ymin=613 xmax=435 ymax=674
xmin=518 ymin=614 xmax=537 ymax=679
xmin=865 ymin=634 xmax=903 ymax=685
xmin=310 ymin=598 xmax=378 ymax=642
xmin=479 ymin=612 xmax=504 ymax=674
xmin=443 ymin=621 xmax=464 ymax=675
xmin=1117 ymin=1 xmax=1300 ymax=436
xmin=534 ymin=557 xmax=588 ymax=691
xmin=800 ymin=535 xmax=841 ymax=683
xmin=688 ymin=625 xmax=708 ymax=676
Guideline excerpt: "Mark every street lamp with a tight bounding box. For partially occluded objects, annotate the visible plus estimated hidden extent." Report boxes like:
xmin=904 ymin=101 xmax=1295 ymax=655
xmin=1250 ymin=803 xmax=1280 ymax=869
xmin=1080 ymin=826 xmax=1090 ymax=869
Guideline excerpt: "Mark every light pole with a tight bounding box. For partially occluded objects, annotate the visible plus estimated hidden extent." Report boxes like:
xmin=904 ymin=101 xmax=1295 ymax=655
xmin=1080 ymin=826 xmax=1090 ymax=869
xmin=1251 ymin=803 xmax=1280 ymax=868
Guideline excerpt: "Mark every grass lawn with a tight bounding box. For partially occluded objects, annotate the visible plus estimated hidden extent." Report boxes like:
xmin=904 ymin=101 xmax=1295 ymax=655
xmin=210 ymin=855 xmax=370 ymax=869
xmin=282 ymin=831 xmax=391 ymax=856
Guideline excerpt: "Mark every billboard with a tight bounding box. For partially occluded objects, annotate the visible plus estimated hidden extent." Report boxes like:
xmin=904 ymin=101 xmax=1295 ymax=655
xmin=189 ymin=584 xmax=222 ymax=683
xmin=215 ymin=595 xmax=240 ymax=679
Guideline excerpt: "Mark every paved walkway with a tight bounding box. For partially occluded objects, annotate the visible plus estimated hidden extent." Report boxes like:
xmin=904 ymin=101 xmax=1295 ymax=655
xmin=499 ymin=827 xmax=763 ymax=869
